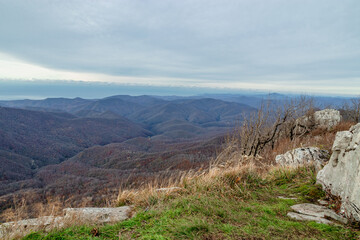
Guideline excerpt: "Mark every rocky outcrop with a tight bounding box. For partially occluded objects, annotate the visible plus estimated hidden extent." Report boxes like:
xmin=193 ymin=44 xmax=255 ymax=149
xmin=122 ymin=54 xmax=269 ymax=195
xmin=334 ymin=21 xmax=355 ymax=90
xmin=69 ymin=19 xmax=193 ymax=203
xmin=287 ymin=203 xmax=347 ymax=224
xmin=275 ymin=147 xmax=329 ymax=170
xmin=314 ymin=109 xmax=342 ymax=130
xmin=295 ymin=109 xmax=342 ymax=133
xmin=317 ymin=123 xmax=360 ymax=222
xmin=0 ymin=206 xmax=131 ymax=239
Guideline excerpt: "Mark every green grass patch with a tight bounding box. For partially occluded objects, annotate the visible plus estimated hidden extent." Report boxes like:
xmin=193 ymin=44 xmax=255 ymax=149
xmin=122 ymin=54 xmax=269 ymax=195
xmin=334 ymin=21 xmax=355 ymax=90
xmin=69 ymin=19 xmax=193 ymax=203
xmin=22 ymin=167 xmax=359 ymax=240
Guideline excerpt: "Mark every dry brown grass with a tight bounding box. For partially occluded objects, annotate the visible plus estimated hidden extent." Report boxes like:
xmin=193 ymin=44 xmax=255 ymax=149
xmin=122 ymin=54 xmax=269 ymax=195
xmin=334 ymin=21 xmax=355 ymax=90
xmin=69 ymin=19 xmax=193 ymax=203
xmin=0 ymin=195 xmax=66 ymax=223
xmin=116 ymin=155 xmax=269 ymax=209
xmin=115 ymin=120 xmax=356 ymax=210
xmin=117 ymin=169 xmax=196 ymax=207
xmin=0 ymin=187 xmax=120 ymax=224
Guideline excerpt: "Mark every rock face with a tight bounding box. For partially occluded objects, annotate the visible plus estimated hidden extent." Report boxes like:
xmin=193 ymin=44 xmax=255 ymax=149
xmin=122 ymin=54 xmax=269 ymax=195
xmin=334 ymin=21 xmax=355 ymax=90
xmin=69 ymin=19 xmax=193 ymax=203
xmin=317 ymin=123 xmax=360 ymax=222
xmin=296 ymin=109 xmax=342 ymax=132
xmin=0 ymin=206 xmax=131 ymax=239
xmin=275 ymin=147 xmax=329 ymax=170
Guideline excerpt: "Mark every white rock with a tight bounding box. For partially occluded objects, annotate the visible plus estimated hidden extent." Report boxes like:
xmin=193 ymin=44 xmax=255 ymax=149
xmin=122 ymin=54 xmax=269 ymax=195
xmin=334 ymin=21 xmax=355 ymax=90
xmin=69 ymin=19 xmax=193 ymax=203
xmin=295 ymin=109 xmax=342 ymax=133
xmin=63 ymin=206 xmax=131 ymax=224
xmin=275 ymin=147 xmax=329 ymax=170
xmin=314 ymin=109 xmax=342 ymax=130
xmin=317 ymin=123 xmax=360 ymax=222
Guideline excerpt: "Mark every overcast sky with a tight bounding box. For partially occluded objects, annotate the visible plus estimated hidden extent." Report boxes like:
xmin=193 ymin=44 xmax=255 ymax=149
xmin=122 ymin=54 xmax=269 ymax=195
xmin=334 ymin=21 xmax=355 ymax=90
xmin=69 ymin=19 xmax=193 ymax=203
xmin=0 ymin=0 xmax=359 ymax=96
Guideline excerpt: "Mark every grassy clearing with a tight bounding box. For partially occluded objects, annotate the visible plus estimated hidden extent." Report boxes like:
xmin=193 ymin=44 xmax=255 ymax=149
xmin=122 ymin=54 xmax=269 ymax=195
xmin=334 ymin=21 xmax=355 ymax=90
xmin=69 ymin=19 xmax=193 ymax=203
xmin=22 ymin=165 xmax=359 ymax=240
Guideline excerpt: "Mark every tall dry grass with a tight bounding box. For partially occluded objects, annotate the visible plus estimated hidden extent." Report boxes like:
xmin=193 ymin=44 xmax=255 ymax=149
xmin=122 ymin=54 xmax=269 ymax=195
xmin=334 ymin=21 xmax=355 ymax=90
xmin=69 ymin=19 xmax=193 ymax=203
xmin=115 ymin=120 xmax=356 ymax=209
xmin=0 ymin=195 xmax=66 ymax=223
xmin=116 ymin=149 xmax=270 ymax=209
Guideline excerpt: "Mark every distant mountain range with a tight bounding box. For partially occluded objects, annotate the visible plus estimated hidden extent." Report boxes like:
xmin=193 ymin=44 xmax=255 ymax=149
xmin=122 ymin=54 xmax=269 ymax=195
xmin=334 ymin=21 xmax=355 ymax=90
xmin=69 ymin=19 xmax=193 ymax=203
xmin=0 ymin=95 xmax=257 ymax=211
xmin=0 ymin=95 xmax=256 ymax=140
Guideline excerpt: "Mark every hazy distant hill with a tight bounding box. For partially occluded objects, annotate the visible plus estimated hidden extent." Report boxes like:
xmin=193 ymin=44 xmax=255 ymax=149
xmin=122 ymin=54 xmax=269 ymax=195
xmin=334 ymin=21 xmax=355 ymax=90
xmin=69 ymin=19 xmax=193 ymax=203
xmin=0 ymin=97 xmax=93 ymax=112
xmin=0 ymin=95 xmax=167 ymax=116
xmin=0 ymin=95 xmax=256 ymax=139
xmin=0 ymin=96 xmax=255 ymax=165
xmin=129 ymin=98 xmax=252 ymax=125
xmin=104 ymin=95 xmax=166 ymax=107
xmin=200 ymin=93 xmax=349 ymax=108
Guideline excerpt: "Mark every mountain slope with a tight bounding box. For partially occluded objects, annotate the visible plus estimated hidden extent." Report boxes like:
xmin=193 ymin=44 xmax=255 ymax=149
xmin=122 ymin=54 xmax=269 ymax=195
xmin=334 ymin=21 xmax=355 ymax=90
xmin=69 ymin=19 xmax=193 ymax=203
xmin=0 ymin=107 xmax=151 ymax=177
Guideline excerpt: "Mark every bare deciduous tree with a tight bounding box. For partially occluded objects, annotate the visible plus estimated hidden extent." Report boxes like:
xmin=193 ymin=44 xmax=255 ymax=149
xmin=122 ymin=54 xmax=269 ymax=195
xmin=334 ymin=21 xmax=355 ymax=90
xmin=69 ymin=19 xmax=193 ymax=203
xmin=343 ymin=97 xmax=360 ymax=123
xmin=235 ymin=96 xmax=314 ymax=157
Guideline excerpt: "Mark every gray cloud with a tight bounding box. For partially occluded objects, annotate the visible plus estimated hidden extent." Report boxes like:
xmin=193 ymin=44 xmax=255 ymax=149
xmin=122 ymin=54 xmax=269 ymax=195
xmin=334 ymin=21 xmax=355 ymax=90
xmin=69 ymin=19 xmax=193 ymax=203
xmin=0 ymin=0 xmax=359 ymax=87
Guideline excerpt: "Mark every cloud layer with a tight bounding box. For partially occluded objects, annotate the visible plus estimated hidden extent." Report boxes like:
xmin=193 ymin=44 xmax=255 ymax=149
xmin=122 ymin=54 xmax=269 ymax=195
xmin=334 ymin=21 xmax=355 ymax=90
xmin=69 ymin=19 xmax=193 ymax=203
xmin=0 ymin=0 xmax=359 ymax=94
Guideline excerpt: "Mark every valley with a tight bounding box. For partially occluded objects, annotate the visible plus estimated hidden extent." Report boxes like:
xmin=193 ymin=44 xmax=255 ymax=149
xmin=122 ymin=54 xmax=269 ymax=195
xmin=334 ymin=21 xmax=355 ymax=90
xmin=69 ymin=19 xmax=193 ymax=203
xmin=0 ymin=94 xmax=258 ymax=218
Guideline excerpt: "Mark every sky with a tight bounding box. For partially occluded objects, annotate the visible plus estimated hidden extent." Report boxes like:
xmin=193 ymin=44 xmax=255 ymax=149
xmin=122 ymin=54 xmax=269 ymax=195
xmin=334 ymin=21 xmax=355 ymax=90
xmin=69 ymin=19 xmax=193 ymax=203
xmin=0 ymin=0 xmax=359 ymax=98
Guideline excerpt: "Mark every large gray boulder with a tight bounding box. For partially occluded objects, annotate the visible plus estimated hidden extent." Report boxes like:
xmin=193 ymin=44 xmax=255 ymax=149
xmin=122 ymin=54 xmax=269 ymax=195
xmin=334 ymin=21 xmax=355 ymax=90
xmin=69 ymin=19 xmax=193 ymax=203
xmin=296 ymin=109 xmax=342 ymax=133
xmin=314 ymin=109 xmax=342 ymax=130
xmin=317 ymin=123 xmax=360 ymax=222
xmin=275 ymin=147 xmax=329 ymax=170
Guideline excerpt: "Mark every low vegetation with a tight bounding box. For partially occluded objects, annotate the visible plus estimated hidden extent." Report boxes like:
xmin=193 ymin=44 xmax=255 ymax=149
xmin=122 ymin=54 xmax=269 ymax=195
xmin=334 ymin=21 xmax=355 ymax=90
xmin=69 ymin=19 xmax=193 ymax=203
xmin=21 ymin=164 xmax=359 ymax=239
